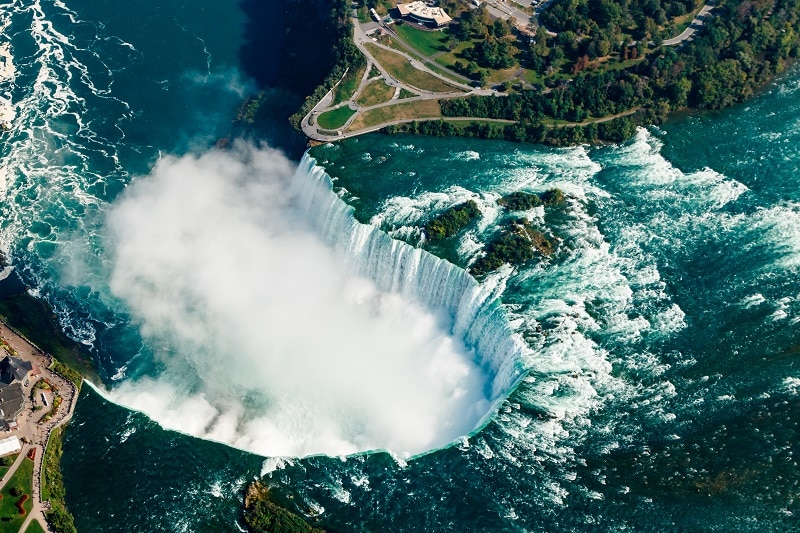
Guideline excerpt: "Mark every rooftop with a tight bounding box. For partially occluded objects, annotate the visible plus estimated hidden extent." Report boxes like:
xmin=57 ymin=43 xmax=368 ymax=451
xmin=0 ymin=435 xmax=20 ymax=457
xmin=0 ymin=382 xmax=24 ymax=422
xmin=396 ymin=2 xmax=453 ymax=26
xmin=0 ymin=355 xmax=34 ymax=386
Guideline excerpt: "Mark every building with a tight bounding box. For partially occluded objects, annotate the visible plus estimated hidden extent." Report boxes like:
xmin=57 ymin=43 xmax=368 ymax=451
xmin=395 ymin=2 xmax=452 ymax=28
xmin=0 ymin=354 xmax=39 ymax=428
xmin=0 ymin=436 xmax=21 ymax=457
xmin=0 ymin=354 xmax=37 ymax=387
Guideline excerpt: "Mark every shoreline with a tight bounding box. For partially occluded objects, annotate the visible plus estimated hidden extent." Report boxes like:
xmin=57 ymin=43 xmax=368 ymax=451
xmin=292 ymin=0 xmax=800 ymax=147
xmin=0 ymin=316 xmax=80 ymax=532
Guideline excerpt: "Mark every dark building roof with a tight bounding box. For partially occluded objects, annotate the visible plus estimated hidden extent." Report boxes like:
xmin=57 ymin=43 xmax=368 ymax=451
xmin=0 ymin=382 xmax=24 ymax=421
xmin=0 ymin=355 xmax=33 ymax=385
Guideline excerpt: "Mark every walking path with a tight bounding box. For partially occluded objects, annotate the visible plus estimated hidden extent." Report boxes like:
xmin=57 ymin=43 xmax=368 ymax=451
xmin=302 ymin=19 xmax=502 ymax=142
xmin=301 ymin=18 xmax=646 ymax=143
xmin=384 ymin=27 xmax=472 ymax=85
xmin=663 ymin=3 xmax=715 ymax=46
xmin=353 ymin=21 xmax=476 ymax=94
xmin=0 ymin=319 xmax=80 ymax=533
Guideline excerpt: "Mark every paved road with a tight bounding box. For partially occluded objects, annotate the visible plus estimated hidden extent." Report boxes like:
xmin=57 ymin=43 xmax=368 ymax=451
xmin=353 ymin=21 xmax=474 ymax=93
xmin=483 ymin=0 xmax=531 ymax=29
xmin=386 ymin=30 xmax=473 ymax=84
xmin=302 ymin=19 xmax=501 ymax=141
xmin=663 ymin=4 xmax=715 ymax=46
xmin=303 ymin=91 xmax=489 ymax=142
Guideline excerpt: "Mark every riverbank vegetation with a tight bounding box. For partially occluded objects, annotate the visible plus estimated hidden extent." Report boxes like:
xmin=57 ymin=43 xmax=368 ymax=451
xmin=43 ymin=426 xmax=77 ymax=533
xmin=0 ymin=288 xmax=97 ymax=384
xmin=439 ymin=0 xmax=800 ymax=137
xmin=332 ymin=0 xmax=800 ymax=145
xmin=384 ymin=114 xmax=638 ymax=145
xmin=287 ymin=0 xmax=366 ymax=130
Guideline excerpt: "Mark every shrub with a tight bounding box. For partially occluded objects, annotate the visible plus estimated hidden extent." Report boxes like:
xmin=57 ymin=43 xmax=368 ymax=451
xmin=424 ymin=201 xmax=481 ymax=240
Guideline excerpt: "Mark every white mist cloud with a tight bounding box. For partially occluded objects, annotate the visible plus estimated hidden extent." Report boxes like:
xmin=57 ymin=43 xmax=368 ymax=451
xmin=104 ymin=142 xmax=491 ymax=458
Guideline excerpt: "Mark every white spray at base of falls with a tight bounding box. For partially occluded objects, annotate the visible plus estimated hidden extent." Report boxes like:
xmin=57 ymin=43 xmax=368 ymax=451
xmin=102 ymin=144 xmax=528 ymax=459
xmin=293 ymin=153 xmax=529 ymax=402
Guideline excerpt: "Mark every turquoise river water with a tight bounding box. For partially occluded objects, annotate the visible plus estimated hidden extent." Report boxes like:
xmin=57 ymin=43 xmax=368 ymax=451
xmin=0 ymin=0 xmax=798 ymax=531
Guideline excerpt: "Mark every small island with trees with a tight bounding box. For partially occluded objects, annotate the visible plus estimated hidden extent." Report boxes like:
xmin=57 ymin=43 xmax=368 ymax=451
xmin=413 ymin=190 xmax=566 ymax=277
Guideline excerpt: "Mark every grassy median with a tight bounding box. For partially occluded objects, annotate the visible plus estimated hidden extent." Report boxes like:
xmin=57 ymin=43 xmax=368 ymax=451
xmin=364 ymin=43 xmax=460 ymax=93
xmin=356 ymin=80 xmax=396 ymax=107
xmin=347 ymin=99 xmax=441 ymax=131
xmin=316 ymin=106 xmax=357 ymax=130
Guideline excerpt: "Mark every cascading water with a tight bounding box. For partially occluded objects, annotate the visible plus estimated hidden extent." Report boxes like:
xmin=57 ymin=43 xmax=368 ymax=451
xmin=100 ymin=144 xmax=531 ymax=459
xmin=292 ymin=153 xmax=530 ymax=405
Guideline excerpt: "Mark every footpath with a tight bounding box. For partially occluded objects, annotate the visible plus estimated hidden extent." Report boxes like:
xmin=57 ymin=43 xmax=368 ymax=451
xmin=0 ymin=319 xmax=79 ymax=533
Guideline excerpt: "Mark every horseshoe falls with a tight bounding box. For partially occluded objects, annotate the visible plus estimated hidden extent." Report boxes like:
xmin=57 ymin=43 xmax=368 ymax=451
xmin=0 ymin=0 xmax=798 ymax=531
xmin=99 ymin=144 xmax=526 ymax=459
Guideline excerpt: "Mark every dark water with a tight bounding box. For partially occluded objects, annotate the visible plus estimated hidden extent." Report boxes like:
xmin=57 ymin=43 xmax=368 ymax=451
xmin=0 ymin=0 xmax=798 ymax=530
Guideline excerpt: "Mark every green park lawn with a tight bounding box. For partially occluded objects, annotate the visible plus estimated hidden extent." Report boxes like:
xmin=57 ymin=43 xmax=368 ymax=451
xmin=356 ymin=80 xmax=396 ymax=107
xmin=364 ymin=43 xmax=460 ymax=93
xmin=0 ymin=457 xmax=34 ymax=528
xmin=25 ymin=519 xmax=47 ymax=533
xmin=433 ymin=40 xmax=472 ymax=70
xmin=0 ymin=454 xmax=17 ymax=477
xmin=331 ymin=64 xmax=367 ymax=106
xmin=316 ymin=106 xmax=357 ymax=130
xmin=347 ymin=99 xmax=442 ymax=131
xmin=395 ymin=24 xmax=449 ymax=57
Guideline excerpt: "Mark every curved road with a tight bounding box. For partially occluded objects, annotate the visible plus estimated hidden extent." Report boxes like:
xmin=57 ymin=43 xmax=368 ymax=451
xmin=301 ymin=17 xmax=649 ymax=143
xmin=663 ymin=4 xmax=715 ymax=46
xmin=302 ymin=19 xmax=507 ymax=142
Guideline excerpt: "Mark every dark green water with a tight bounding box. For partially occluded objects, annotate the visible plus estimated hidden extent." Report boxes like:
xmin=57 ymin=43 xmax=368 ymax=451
xmin=0 ymin=0 xmax=798 ymax=530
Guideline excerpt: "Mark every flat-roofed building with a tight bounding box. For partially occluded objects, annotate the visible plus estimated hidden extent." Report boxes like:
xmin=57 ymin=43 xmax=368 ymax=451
xmin=396 ymin=2 xmax=452 ymax=27
xmin=0 ymin=436 xmax=20 ymax=457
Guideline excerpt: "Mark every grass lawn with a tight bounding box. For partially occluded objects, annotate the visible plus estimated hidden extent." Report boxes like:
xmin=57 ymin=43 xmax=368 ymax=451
xmin=395 ymin=24 xmax=449 ymax=57
xmin=485 ymin=66 xmax=518 ymax=85
xmin=331 ymin=63 xmax=367 ymax=107
xmin=317 ymin=106 xmax=357 ymax=130
xmin=598 ymin=57 xmax=646 ymax=73
xmin=348 ymin=99 xmax=442 ymax=131
xmin=0 ymin=457 xmax=34 ymax=528
xmin=379 ymin=35 xmax=466 ymax=84
xmin=434 ymin=41 xmax=472 ymax=70
xmin=399 ymin=88 xmax=417 ymax=99
xmin=25 ymin=519 xmax=47 ymax=533
xmin=522 ymin=68 xmax=545 ymax=85
xmin=0 ymin=454 xmax=17 ymax=477
xmin=364 ymin=43 xmax=461 ymax=93
xmin=356 ymin=80 xmax=396 ymax=107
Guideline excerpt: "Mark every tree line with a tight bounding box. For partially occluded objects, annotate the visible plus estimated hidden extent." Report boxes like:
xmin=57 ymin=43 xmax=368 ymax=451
xmin=384 ymin=116 xmax=639 ymax=146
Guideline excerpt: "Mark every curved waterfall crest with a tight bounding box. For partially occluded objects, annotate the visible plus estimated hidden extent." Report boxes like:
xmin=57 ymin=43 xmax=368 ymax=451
xmin=292 ymin=153 xmax=530 ymax=403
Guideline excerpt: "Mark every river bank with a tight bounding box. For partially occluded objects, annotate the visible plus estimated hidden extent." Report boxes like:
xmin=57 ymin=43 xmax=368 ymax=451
xmin=0 ymin=316 xmax=80 ymax=533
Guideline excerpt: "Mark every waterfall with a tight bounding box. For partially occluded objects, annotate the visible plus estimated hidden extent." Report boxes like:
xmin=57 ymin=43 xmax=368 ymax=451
xmin=292 ymin=153 xmax=529 ymax=405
